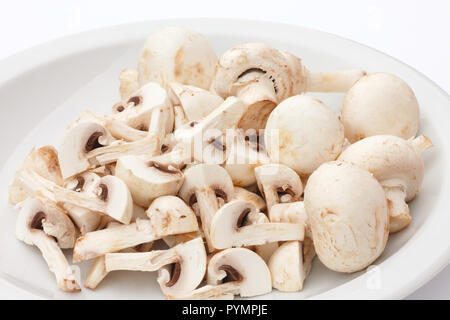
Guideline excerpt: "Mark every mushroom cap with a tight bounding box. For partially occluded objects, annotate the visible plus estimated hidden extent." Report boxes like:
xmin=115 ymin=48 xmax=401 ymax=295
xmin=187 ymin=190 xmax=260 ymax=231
xmin=146 ymin=196 xmax=198 ymax=235
xmin=212 ymin=42 xmax=305 ymax=102
xmin=207 ymin=247 xmax=272 ymax=298
xmin=168 ymin=82 xmax=224 ymax=122
xmin=16 ymin=198 xmax=77 ymax=248
xmin=114 ymin=82 xmax=173 ymax=133
xmin=97 ymin=175 xmax=133 ymax=224
xmin=58 ymin=121 xmax=113 ymax=179
xmin=157 ymin=237 xmax=207 ymax=296
xmin=137 ymin=27 xmax=217 ymax=90
xmin=264 ymin=95 xmax=344 ymax=177
xmin=268 ymin=241 xmax=304 ymax=292
xmin=338 ymin=135 xmax=424 ymax=201
xmin=304 ymin=161 xmax=389 ymax=273
xmin=115 ymin=155 xmax=184 ymax=208
xmin=341 ymin=72 xmax=420 ymax=143
xmin=178 ymin=164 xmax=234 ymax=207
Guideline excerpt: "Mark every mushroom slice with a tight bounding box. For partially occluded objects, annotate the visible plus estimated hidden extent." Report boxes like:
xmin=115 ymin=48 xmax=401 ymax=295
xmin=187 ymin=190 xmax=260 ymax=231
xmin=212 ymin=43 xmax=365 ymax=129
xmin=210 ymin=200 xmax=304 ymax=249
xmin=178 ymin=164 xmax=234 ymax=251
xmin=118 ymin=68 xmax=139 ymax=101
xmin=105 ymin=237 xmax=206 ymax=296
xmin=233 ymin=187 xmax=266 ymax=213
xmin=269 ymin=201 xmax=311 ymax=238
xmin=9 ymin=146 xmax=63 ymax=205
xmin=168 ymin=82 xmax=224 ymax=122
xmin=304 ymin=161 xmax=389 ymax=273
xmin=167 ymin=248 xmax=271 ymax=299
xmin=341 ymin=73 xmax=420 ymax=143
xmin=224 ymin=130 xmax=270 ymax=187
xmin=137 ymin=27 xmax=217 ymax=90
xmin=115 ymin=155 xmax=184 ymax=208
xmin=54 ymin=175 xmax=133 ymax=224
xmin=338 ymin=134 xmax=433 ymax=233
xmin=264 ymin=95 xmax=345 ymax=177
xmin=255 ymin=164 xmax=303 ymax=214
xmin=16 ymin=198 xmax=80 ymax=292
xmin=73 ymin=196 xmax=198 ymax=262
xmin=268 ymin=239 xmax=315 ymax=292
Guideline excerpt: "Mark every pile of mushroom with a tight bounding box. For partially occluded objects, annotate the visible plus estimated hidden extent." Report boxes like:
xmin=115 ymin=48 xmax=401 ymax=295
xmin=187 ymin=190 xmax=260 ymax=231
xmin=8 ymin=26 xmax=433 ymax=298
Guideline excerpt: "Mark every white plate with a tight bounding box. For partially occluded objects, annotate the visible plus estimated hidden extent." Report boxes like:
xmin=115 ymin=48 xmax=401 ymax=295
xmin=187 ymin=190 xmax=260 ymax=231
xmin=0 ymin=18 xmax=448 ymax=300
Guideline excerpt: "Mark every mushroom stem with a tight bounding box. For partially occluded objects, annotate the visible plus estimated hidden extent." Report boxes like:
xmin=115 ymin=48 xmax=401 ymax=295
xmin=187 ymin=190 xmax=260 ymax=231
xmin=18 ymin=169 xmax=57 ymax=202
xmin=87 ymin=135 xmax=159 ymax=165
xmin=409 ymin=135 xmax=433 ymax=153
xmin=173 ymin=105 xmax=188 ymax=129
xmin=306 ymin=69 xmax=366 ymax=92
xmin=84 ymin=256 xmax=108 ymax=289
xmin=166 ymin=282 xmax=239 ymax=300
xmin=104 ymin=119 xmax=149 ymax=142
xmin=30 ymin=231 xmax=81 ymax=292
xmin=54 ymin=187 xmax=106 ymax=215
xmin=196 ymin=189 xmax=220 ymax=251
xmin=105 ymin=249 xmax=178 ymax=272
xmin=384 ymin=186 xmax=411 ymax=233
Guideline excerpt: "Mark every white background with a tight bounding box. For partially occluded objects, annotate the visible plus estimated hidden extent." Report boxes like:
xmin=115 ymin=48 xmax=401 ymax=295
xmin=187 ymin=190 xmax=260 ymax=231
xmin=0 ymin=0 xmax=448 ymax=299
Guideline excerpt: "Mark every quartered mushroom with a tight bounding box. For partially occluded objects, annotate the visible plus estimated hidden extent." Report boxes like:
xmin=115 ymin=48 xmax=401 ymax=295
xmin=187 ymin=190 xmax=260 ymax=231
xmin=212 ymin=42 xmax=365 ymax=129
xmin=105 ymin=237 xmax=206 ymax=296
xmin=210 ymin=200 xmax=304 ymax=249
xmin=304 ymin=161 xmax=389 ymax=273
xmin=137 ymin=27 xmax=217 ymax=90
xmin=167 ymin=248 xmax=272 ymax=299
xmin=264 ymin=95 xmax=345 ymax=177
xmin=73 ymin=195 xmax=199 ymax=262
xmin=254 ymin=164 xmax=303 ymax=214
xmin=16 ymin=198 xmax=80 ymax=292
xmin=269 ymin=201 xmax=310 ymax=236
xmin=9 ymin=146 xmax=63 ymax=205
xmin=54 ymin=175 xmax=133 ymax=224
xmin=233 ymin=186 xmax=266 ymax=213
xmin=178 ymin=164 xmax=234 ymax=251
xmin=168 ymin=82 xmax=224 ymax=124
xmin=341 ymin=73 xmax=420 ymax=143
xmin=338 ymin=134 xmax=433 ymax=232
xmin=115 ymin=155 xmax=184 ymax=208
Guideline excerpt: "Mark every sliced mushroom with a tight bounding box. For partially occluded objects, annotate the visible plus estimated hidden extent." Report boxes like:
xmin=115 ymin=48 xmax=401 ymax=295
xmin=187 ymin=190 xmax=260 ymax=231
xmin=212 ymin=43 xmax=365 ymax=129
xmin=105 ymin=237 xmax=206 ymax=296
xmin=254 ymin=164 xmax=303 ymax=214
xmin=137 ymin=27 xmax=217 ymax=90
xmin=210 ymin=200 xmax=304 ymax=249
xmin=178 ymin=164 xmax=234 ymax=251
xmin=54 ymin=175 xmax=133 ymax=224
xmin=264 ymin=95 xmax=345 ymax=177
xmin=73 ymin=196 xmax=198 ymax=262
xmin=9 ymin=146 xmax=63 ymax=205
xmin=115 ymin=155 xmax=184 ymax=208
xmin=118 ymin=68 xmax=139 ymax=101
xmin=341 ymin=73 xmax=420 ymax=143
xmin=338 ymin=135 xmax=433 ymax=232
xmin=16 ymin=198 xmax=80 ymax=292
xmin=233 ymin=186 xmax=266 ymax=213
xmin=167 ymin=248 xmax=271 ymax=299
xmin=168 ymin=82 xmax=224 ymax=123
xmin=304 ymin=161 xmax=389 ymax=273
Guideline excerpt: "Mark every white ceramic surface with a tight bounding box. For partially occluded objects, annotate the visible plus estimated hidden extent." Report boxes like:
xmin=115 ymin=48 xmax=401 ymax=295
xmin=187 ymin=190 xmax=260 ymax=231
xmin=0 ymin=19 xmax=448 ymax=300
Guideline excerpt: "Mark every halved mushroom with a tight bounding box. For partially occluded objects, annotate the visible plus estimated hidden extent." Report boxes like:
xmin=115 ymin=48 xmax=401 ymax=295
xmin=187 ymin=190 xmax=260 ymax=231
xmin=233 ymin=187 xmax=266 ymax=213
xmin=118 ymin=68 xmax=139 ymax=101
xmin=137 ymin=27 xmax=217 ymax=90
xmin=105 ymin=237 xmax=206 ymax=296
xmin=115 ymin=155 xmax=184 ymax=208
xmin=304 ymin=161 xmax=389 ymax=273
xmin=54 ymin=175 xmax=133 ymax=224
xmin=341 ymin=73 xmax=420 ymax=143
xmin=254 ymin=164 xmax=303 ymax=214
xmin=178 ymin=164 xmax=234 ymax=251
xmin=210 ymin=200 xmax=304 ymax=249
xmin=16 ymin=198 xmax=80 ymax=292
xmin=9 ymin=146 xmax=63 ymax=205
xmin=338 ymin=135 xmax=433 ymax=232
xmin=167 ymin=248 xmax=271 ymax=299
xmin=168 ymin=82 xmax=224 ymax=123
xmin=73 ymin=196 xmax=198 ymax=262
xmin=264 ymin=95 xmax=345 ymax=177
xmin=212 ymin=43 xmax=365 ymax=129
